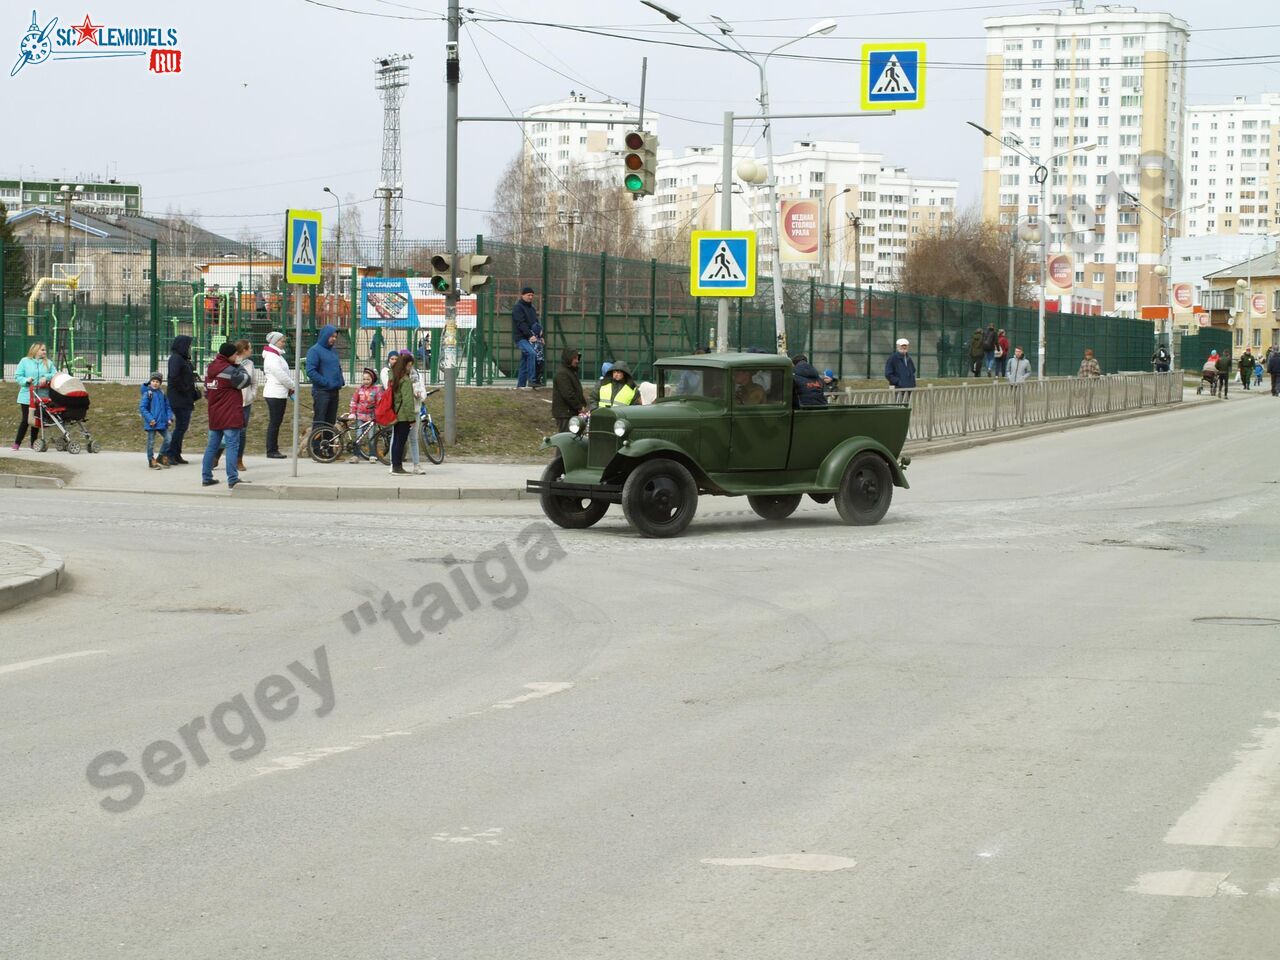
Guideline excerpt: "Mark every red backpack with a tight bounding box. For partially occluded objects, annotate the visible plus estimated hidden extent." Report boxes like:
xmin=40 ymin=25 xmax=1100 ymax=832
xmin=374 ymin=385 xmax=396 ymax=426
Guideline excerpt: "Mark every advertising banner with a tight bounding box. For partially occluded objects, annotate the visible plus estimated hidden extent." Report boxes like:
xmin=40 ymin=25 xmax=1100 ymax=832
xmin=1172 ymin=283 xmax=1195 ymax=314
xmin=1046 ymin=254 xmax=1074 ymax=293
xmin=1251 ymin=292 xmax=1268 ymax=318
xmin=779 ymin=200 xmax=821 ymax=264
xmin=361 ymin=277 xmax=477 ymax=328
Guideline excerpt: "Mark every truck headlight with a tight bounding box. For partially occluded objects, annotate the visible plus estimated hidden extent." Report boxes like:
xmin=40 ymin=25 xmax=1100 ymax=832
xmin=568 ymin=416 xmax=583 ymax=435
xmin=613 ymin=418 xmax=631 ymax=438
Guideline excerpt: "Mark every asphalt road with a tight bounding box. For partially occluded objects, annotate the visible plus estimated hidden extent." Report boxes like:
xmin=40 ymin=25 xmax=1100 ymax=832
xmin=2 ymin=396 xmax=1278 ymax=960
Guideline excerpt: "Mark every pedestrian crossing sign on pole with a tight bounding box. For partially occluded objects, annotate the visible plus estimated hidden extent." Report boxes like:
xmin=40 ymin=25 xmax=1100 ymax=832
xmin=284 ymin=209 xmax=323 ymax=285
xmin=861 ymin=42 xmax=926 ymax=111
xmin=690 ymin=230 xmax=756 ymax=297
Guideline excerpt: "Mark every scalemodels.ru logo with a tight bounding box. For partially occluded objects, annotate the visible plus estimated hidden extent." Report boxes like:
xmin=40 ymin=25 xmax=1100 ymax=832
xmin=10 ymin=9 xmax=182 ymax=77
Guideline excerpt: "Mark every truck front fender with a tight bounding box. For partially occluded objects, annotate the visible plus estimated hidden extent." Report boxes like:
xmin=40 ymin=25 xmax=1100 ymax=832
xmin=817 ymin=437 xmax=910 ymax=490
xmin=541 ymin=433 xmax=590 ymax=475
xmin=604 ymin=439 xmax=711 ymax=488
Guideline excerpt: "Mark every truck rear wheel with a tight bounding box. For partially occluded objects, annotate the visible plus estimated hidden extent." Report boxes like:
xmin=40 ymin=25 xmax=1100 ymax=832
xmin=747 ymin=494 xmax=801 ymax=520
xmin=539 ymin=456 xmax=609 ymax=529
xmin=622 ymin=458 xmax=698 ymax=538
xmin=835 ymin=452 xmax=893 ymax=525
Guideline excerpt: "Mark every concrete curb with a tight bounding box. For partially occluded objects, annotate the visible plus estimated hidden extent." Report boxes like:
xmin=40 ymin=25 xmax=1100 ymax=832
xmin=0 ymin=473 xmax=66 ymax=489
xmin=230 ymin=484 xmax=532 ymax=502
xmin=0 ymin=542 xmax=67 ymax=613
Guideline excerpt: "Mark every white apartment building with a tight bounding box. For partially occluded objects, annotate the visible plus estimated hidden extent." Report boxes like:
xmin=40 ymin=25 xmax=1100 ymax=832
xmin=604 ymin=140 xmax=956 ymax=287
xmin=522 ymin=93 xmax=658 ymax=185
xmin=982 ymin=6 xmax=1190 ymax=317
xmin=1182 ymin=94 xmax=1280 ymax=238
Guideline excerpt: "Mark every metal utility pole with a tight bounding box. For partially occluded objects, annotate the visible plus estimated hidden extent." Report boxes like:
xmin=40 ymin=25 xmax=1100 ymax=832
xmin=324 ymin=186 xmax=343 ymax=307
xmin=374 ymin=53 xmax=411 ymax=272
xmin=718 ymin=111 xmax=733 ymax=353
xmin=850 ymin=214 xmax=863 ymax=323
xmin=823 ymin=187 xmax=851 ymax=286
xmin=59 ymin=184 xmax=82 ymax=269
xmin=442 ymin=0 xmax=460 ymax=445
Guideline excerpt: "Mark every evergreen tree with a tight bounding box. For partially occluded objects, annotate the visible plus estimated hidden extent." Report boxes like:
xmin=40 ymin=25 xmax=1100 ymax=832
xmin=0 ymin=201 xmax=32 ymax=303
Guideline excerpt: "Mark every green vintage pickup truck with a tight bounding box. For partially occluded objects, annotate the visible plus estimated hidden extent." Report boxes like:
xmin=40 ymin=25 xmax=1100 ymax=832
xmin=526 ymin=353 xmax=911 ymax=538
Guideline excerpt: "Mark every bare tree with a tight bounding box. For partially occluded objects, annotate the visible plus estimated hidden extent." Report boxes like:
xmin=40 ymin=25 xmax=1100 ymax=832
xmin=898 ymin=206 xmax=1035 ymax=305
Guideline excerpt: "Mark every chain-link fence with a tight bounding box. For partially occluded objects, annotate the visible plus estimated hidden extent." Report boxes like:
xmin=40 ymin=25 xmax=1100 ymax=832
xmin=2 ymin=235 xmax=1232 ymax=386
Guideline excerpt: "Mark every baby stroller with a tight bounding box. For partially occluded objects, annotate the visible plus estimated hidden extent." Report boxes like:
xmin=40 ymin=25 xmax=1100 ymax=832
xmin=30 ymin=372 xmax=100 ymax=454
xmin=1196 ymin=367 xmax=1217 ymax=396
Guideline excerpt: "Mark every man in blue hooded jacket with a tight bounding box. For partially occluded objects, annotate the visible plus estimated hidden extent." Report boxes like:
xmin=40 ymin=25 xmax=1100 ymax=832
xmin=306 ymin=324 xmax=345 ymax=428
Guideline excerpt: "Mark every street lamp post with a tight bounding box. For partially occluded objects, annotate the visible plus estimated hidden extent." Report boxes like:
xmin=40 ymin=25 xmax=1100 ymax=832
xmin=823 ymin=187 xmax=852 ymax=287
xmin=968 ymin=122 xmax=1094 ymax=378
xmin=1007 ymin=215 xmax=1041 ymax=308
xmin=323 ymin=186 xmax=343 ymax=320
xmin=641 ymin=2 xmax=837 ymax=354
xmin=1122 ymin=192 xmax=1204 ymax=369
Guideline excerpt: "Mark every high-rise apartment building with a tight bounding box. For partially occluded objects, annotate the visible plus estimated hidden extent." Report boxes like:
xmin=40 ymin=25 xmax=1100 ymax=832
xmin=982 ymin=6 xmax=1190 ymax=317
xmin=1182 ymin=94 xmax=1280 ymax=238
xmin=522 ymin=94 xmax=657 ymax=186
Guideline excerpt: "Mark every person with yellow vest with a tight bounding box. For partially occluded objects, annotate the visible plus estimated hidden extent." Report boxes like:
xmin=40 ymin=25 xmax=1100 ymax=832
xmin=595 ymin=361 xmax=641 ymax=408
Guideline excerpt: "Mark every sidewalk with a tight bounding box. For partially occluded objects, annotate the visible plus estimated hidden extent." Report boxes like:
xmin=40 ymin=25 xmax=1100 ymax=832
xmin=0 ymin=541 xmax=66 ymax=613
xmin=0 ymin=387 xmax=1243 ymax=503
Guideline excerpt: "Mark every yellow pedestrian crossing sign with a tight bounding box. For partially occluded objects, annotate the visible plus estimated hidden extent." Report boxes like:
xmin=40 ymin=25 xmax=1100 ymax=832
xmin=285 ymin=209 xmax=323 ymax=285
xmin=690 ymin=230 xmax=756 ymax=297
xmin=861 ymin=42 xmax=926 ymax=111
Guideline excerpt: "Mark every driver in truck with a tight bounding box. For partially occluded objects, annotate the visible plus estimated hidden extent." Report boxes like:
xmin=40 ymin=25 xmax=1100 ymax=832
xmin=732 ymin=369 xmax=767 ymax=406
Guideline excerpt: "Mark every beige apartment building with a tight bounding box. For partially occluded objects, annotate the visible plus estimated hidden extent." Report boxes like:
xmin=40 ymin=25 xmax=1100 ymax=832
xmin=982 ymin=6 xmax=1190 ymax=317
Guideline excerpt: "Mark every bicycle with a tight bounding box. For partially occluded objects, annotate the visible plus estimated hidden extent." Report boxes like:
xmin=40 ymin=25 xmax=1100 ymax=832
xmin=307 ymin=416 xmax=390 ymax=464
xmin=372 ymin=388 xmax=445 ymax=465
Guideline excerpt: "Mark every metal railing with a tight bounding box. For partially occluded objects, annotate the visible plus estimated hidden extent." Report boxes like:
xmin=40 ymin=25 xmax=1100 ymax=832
xmin=834 ymin=372 xmax=1182 ymax=442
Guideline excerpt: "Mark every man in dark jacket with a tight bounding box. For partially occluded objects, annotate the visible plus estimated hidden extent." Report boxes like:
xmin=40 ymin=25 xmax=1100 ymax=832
xmin=885 ymin=338 xmax=917 ymax=402
xmin=1239 ymin=349 xmax=1255 ymax=391
xmin=792 ymin=354 xmax=828 ymax=407
xmin=1215 ymin=351 xmax=1232 ymax=398
xmin=551 ymin=348 xmax=586 ymax=432
xmin=1151 ymin=343 xmax=1172 ymax=373
xmin=1268 ymin=347 xmax=1280 ymax=396
xmin=201 ymin=343 xmax=251 ymax=488
xmin=981 ymin=324 xmax=997 ymax=376
xmin=512 ymin=287 xmax=541 ymax=389
xmin=968 ymin=328 xmax=985 ymax=377
xmin=305 ymin=324 xmax=345 ymax=428
xmin=165 ymin=335 xmax=199 ymax=464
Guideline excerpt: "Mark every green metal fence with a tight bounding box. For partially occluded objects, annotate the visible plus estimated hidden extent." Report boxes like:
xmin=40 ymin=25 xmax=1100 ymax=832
xmin=2 ymin=235 xmax=1229 ymax=385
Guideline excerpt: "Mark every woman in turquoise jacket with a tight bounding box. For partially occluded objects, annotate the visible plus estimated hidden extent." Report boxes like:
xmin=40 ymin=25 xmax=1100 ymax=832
xmin=12 ymin=342 xmax=57 ymax=451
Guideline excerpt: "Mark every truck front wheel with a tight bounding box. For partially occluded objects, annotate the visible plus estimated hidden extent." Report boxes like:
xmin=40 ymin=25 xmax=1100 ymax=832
xmin=748 ymin=494 xmax=801 ymax=520
xmin=539 ymin=456 xmax=609 ymax=529
xmin=622 ymin=458 xmax=698 ymax=538
xmin=835 ymin=452 xmax=893 ymax=525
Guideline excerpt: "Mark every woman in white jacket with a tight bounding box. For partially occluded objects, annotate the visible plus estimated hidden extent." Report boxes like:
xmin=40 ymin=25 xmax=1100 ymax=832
xmin=262 ymin=331 xmax=296 ymax=458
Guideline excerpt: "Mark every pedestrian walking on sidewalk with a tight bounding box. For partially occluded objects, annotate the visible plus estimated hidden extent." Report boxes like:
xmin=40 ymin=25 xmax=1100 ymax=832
xmin=1077 ymin=348 xmax=1101 ymax=378
xmin=551 ymin=348 xmax=587 ymax=432
xmin=139 ymin=373 xmax=174 ymax=469
xmin=981 ymin=324 xmax=998 ymax=376
xmin=883 ymin=339 xmax=917 ymax=399
xmin=1006 ymin=346 xmax=1031 ymax=385
xmin=165 ymin=335 xmax=199 ymax=464
xmin=12 ymin=342 xmax=55 ymax=451
xmin=1215 ymin=351 xmax=1232 ymax=398
xmin=401 ymin=349 xmax=428 ymax=474
xmin=1268 ymin=348 xmax=1280 ymax=396
xmin=968 ymin=328 xmax=985 ymax=378
xmin=262 ymin=331 xmax=295 ymax=459
xmin=993 ymin=329 xmax=1010 ymax=378
xmin=1238 ymin=349 xmax=1255 ymax=391
xmin=388 ymin=353 xmax=418 ymax=475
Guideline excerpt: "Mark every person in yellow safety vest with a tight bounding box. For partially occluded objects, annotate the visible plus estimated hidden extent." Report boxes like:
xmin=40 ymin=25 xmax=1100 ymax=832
xmin=596 ymin=361 xmax=641 ymax=407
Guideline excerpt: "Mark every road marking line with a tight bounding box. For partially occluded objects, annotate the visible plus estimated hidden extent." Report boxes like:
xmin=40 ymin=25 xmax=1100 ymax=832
xmin=701 ymin=854 xmax=857 ymax=872
xmin=253 ymin=730 xmax=410 ymax=776
xmin=1165 ymin=711 xmax=1280 ymax=849
xmin=1127 ymin=870 xmax=1230 ymax=898
xmin=491 ymin=681 xmax=573 ymax=709
xmin=0 ymin=649 xmax=108 ymax=677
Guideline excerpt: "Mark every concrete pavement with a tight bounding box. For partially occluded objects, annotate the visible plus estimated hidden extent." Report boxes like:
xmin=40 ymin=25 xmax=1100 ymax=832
xmin=2 ymin=391 xmax=1279 ymax=959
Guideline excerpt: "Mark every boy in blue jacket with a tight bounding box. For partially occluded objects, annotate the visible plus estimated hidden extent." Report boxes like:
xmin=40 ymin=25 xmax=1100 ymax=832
xmin=139 ymin=372 xmax=174 ymax=469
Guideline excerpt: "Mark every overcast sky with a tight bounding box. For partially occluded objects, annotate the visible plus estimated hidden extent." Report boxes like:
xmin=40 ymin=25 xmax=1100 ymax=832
xmin=5 ymin=0 xmax=1279 ymax=246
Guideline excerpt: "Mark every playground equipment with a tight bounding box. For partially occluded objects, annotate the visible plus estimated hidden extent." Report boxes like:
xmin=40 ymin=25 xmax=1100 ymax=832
xmin=26 ymin=274 xmax=100 ymax=379
xmin=191 ymin=289 xmax=232 ymax=372
xmin=26 ymin=275 xmax=78 ymax=335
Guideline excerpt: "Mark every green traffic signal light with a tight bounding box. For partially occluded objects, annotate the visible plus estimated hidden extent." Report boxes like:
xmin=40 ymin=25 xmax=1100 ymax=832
xmin=430 ymin=275 xmax=450 ymax=293
xmin=624 ymin=172 xmax=644 ymax=192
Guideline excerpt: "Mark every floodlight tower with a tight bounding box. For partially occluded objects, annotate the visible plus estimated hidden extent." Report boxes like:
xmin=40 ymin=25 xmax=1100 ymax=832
xmin=374 ymin=53 xmax=411 ymax=274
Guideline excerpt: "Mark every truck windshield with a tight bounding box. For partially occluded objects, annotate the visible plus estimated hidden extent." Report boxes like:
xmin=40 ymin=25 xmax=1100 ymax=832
xmin=658 ymin=367 xmax=725 ymax=402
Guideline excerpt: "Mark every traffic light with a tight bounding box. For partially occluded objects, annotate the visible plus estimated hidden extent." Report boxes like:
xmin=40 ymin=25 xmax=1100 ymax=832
xmin=429 ymin=253 xmax=452 ymax=293
xmin=623 ymin=130 xmax=658 ymax=197
xmin=457 ymin=254 xmax=491 ymax=295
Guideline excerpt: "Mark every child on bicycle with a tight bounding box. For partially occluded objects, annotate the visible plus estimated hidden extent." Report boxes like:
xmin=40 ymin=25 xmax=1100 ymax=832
xmin=345 ymin=367 xmax=383 ymax=463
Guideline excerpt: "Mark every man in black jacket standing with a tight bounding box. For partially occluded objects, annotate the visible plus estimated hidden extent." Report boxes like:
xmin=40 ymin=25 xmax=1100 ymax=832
xmin=551 ymin=348 xmax=587 ymax=432
xmin=512 ymin=286 xmax=541 ymax=389
xmin=165 ymin=335 xmax=200 ymax=464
